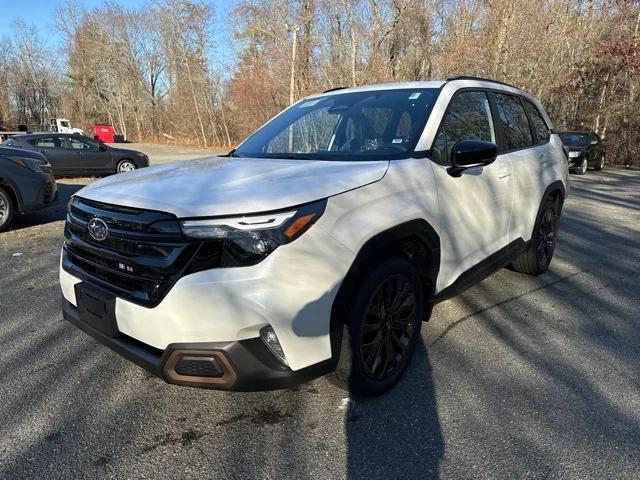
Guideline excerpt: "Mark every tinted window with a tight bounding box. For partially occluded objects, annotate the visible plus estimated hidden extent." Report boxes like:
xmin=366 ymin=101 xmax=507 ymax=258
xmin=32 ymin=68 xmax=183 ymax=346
xmin=432 ymin=91 xmax=496 ymax=164
xmin=236 ymin=88 xmax=439 ymax=160
xmin=32 ymin=137 xmax=59 ymax=148
xmin=559 ymin=133 xmax=589 ymax=146
xmin=523 ymin=100 xmax=549 ymax=144
xmin=494 ymin=94 xmax=533 ymax=150
xmin=65 ymin=137 xmax=92 ymax=150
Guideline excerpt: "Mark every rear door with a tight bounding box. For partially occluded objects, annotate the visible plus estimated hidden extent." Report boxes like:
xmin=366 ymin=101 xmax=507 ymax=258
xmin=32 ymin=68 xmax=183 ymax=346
xmin=430 ymin=90 xmax=514 ymax=290
xmin=590 ymin=133 xmax=604 ymax=164
xmin=496 ymin=93 xmax=549 ymax=243
xmin=29 ymin=136 xmax=70 ymax=175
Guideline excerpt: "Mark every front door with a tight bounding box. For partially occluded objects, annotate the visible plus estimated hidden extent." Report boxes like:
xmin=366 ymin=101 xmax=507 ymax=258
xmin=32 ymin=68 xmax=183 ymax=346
xmin=62 ymin=136 xmax=112 ymax=174
xmin=430 ymin=90 xmax=514 ymax=292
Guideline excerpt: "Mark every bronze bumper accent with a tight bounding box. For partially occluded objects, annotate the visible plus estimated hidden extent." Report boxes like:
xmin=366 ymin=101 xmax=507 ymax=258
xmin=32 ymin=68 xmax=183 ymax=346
xmin=164 ymin=349 xmax=237 ymax=388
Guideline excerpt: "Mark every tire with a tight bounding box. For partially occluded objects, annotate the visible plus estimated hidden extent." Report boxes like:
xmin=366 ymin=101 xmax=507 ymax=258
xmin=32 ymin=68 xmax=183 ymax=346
xmin=594 ymin=155 xmax=604 ymax=171
xmin=575 ymin=158 xmax=588 ymax=175
xmin=117 ymin=159 xmax=136 ymax=173
xmin=511 ymin=196 xmax=561 ymax=275
xmin=0 ymin=187 xmax=15 ymax=232
xmin=333 ymin=257 xmax=425 ymax=397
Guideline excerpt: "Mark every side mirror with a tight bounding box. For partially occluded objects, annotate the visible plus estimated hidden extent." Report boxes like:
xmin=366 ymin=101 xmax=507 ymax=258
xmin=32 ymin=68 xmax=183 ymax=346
xmin=447 ymin=140 xmax=498 ymax=177
xmin=99 ymin=144 xmax=108 ymax=151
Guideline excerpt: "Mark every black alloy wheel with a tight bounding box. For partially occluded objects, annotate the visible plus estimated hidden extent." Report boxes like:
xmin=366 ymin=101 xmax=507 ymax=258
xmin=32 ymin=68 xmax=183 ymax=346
xmin=536 ymin=206 xmax=557 ymax=270
xmin=333 ymin=257 xmax=426 ymax=396
xmin=359 ymin=274 xmax=417 ymax=381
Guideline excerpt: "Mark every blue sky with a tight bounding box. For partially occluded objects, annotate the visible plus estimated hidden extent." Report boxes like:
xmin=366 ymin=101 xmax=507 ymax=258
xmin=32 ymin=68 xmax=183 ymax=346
xmin=0 ymin=0 xmax=239 ymax=69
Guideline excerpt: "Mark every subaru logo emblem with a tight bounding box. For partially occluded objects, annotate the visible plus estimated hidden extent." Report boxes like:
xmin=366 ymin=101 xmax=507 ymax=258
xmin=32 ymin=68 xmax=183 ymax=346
xmin=87 ymin=217 xmax=108 ymax=242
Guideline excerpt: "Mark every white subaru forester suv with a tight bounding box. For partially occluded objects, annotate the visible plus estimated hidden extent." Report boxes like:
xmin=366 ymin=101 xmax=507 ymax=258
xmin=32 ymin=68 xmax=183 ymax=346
xmin=60 ymin=76 xmax=569 ymax=395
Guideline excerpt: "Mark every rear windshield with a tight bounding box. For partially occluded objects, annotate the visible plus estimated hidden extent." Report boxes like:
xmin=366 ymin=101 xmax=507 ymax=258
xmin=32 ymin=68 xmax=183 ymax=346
xmin=559 ymin=133 xmax=589 ymax=146
xmin=234 ymin=89 xmax=440 ymax=161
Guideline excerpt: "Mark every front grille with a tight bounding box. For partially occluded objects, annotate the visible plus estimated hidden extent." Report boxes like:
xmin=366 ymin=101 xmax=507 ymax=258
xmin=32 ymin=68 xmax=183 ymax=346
xmin=62 ymin=197 xmax=216 ymax=307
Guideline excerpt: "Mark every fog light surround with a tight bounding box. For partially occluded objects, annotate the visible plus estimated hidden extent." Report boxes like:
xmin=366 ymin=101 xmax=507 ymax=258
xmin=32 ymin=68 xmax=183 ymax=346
xmin=164 ymin=349 xmax=237 ymax=388
xmin=260 ymin=326 xmax=288 ymax=366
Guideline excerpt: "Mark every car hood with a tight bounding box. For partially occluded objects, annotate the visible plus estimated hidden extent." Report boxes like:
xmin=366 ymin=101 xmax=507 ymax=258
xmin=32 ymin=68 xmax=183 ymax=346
xmin=76 ymin=156 xmax=389 ymax=217
xmin=110 ymin=147 xmax=146 ymax=157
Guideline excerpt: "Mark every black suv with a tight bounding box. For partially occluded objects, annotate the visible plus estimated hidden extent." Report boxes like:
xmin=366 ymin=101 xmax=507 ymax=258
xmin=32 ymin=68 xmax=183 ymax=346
xmin=3 ymin=134 xmax=149 ymax=176
xmin=0 ymin=147 xmax=57 ymax=231
xmin=558 ymin=131 xmax=605 ymax=174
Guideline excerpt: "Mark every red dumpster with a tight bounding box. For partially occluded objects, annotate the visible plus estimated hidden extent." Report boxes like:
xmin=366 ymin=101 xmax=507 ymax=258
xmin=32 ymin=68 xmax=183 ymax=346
xmin=93 ymin=124 xmax=115 ymax=143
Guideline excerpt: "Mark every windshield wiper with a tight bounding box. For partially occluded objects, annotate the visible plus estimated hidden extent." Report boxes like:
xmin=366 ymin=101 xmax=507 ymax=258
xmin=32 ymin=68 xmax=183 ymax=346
xmin=284 ymin=154 xmax=311 ymax=160
xmin=219 ymin=148 xmax=240 ymax=157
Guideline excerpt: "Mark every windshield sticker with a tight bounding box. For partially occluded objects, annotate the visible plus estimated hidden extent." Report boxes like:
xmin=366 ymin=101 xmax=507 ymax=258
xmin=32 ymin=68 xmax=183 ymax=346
xmin=408 ymin=92 xmax=421 ymax=100
xmin=392 ymin=138 xmax=404 ymax=144
xmin=299 ymin=99 xmax=321 ymax=108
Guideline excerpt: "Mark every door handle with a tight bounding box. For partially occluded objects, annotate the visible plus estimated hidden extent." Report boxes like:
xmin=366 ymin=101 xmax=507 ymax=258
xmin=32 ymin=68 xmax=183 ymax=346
xmin=497 ymin=170 xmax=512 ymax=178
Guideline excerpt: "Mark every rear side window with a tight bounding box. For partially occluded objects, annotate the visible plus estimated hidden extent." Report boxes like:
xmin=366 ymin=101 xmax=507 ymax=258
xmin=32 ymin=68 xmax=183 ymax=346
xmin=31 ymin=137 xmax=58 ymax=148
xmin=494 ymin=94 xmax=533 ymax=151
xmin=432 ymin=91 xmax=496 ymax=164
xmin=523 ymin=100 xmax=549 ymax=144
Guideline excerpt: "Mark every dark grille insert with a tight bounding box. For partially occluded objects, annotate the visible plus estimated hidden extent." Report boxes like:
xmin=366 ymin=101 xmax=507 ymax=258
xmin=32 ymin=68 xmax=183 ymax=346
xmin=175 ymin=356 xmax=223 ymax=378
xmin=63 ymin=197 xmax=202 ymax=307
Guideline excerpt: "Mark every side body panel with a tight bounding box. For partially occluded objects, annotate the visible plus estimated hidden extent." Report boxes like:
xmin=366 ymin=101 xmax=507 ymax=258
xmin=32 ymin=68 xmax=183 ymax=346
xmin=508 ymin=134 xmax=568 ymax=242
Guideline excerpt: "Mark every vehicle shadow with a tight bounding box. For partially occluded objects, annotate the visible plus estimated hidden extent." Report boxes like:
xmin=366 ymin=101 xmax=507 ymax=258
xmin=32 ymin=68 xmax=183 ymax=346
xmin=6 ymin=182 xmax=86 ymax=232
xmin=345 ymin=339 xmax=444 ymax=479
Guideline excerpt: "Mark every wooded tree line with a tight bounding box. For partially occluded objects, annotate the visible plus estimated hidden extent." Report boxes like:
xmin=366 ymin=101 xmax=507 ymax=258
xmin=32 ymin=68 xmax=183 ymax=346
xmin=0 ymin=0 xmax=638 ymax=164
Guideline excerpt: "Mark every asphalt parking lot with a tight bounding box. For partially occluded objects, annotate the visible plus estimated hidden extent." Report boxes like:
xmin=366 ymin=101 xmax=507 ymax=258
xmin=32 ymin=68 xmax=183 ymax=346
xmin=1 ymin=157 xmax=639 ymax=479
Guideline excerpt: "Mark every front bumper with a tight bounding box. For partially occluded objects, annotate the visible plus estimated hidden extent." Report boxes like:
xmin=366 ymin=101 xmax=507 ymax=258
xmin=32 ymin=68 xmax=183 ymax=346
xmin=567 ymin=155 xmax=584 ymax=169
xmin=63 ymin=298 xmax=335 ymax=390
xmin=59 ymin=209 xmax=355 ymax=384
xmin=19 ymin=173 xmax=57 ymax=213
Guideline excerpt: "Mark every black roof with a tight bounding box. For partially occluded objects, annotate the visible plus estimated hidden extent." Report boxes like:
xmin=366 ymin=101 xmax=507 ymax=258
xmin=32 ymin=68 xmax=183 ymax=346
xmin=14 ymin=132 xmax=80 ymax=137
xmin=557 ymin=130 xmax=596 ymax=135
xmin=446 ymin=75 xmax=520 ymax=90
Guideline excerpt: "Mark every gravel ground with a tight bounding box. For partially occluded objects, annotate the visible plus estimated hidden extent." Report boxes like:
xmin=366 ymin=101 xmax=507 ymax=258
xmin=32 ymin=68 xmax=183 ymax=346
xmin=107 ymin=142 xmax=226 ymax=164
xmin=0 ymin=167 xmax=639 ymax=479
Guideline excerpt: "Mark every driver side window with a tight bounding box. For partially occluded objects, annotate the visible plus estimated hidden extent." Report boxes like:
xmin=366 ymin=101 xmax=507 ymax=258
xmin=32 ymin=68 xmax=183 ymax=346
xmin=432 ymin=91 xmax=496 ymax=165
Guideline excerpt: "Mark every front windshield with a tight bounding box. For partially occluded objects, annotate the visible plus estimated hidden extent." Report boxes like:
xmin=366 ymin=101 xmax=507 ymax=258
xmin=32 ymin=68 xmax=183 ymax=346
xmin=234 ymin=88 xmax=439 ymax=160
xmin=560 ymin=133 xmax=588 ymax=146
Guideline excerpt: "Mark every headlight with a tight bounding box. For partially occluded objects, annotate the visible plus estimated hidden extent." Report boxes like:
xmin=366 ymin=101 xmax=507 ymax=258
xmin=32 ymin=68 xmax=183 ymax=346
xmin=181 ymin=199 xmax=326 ymax=267
xmin=9 ymin=156 xmax=49 ymax=173
xmin=568 ymin=151 xmax=581 ymax=158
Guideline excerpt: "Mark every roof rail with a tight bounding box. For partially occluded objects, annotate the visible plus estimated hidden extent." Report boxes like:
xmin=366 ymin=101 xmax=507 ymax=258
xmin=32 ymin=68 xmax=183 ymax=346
xmin=323 ymin=86 xmax=347 ymax=93
xmin=446 ymin=75 xmax=519 ymax=90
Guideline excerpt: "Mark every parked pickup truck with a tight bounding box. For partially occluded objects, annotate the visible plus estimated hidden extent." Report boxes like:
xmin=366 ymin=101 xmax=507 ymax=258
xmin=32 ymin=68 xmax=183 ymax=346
xmin=0 ymin=118 xmax=84 ymax=141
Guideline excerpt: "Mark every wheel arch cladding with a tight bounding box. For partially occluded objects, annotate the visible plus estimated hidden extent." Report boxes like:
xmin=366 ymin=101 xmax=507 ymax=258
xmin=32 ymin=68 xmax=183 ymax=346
xmin=530 ymin=180 xmax=566 ymax=241
xmin=0 ymin=180 xmax=19 ymax=210
xmin=542 ymin=180 xmax=566 ymax=214
xmin=329 ymin=219 xmax=441 ymax=359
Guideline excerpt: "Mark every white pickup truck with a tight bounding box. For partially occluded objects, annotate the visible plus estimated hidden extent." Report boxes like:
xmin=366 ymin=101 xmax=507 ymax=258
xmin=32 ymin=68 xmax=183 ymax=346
xmin=0 ymin=118 xmax=84 ymax=141
xmin=48 ymin=118 xmax=84 ymax=135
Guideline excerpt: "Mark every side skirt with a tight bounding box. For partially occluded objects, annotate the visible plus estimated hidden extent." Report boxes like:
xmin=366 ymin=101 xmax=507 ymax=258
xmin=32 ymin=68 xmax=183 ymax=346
xmin=433 ymin=238 xmax=529 ymax=304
